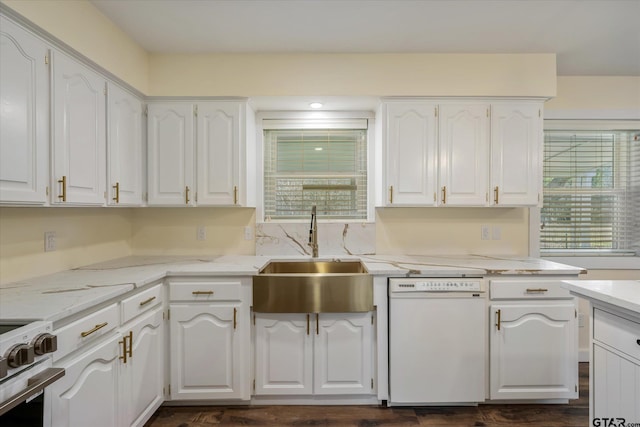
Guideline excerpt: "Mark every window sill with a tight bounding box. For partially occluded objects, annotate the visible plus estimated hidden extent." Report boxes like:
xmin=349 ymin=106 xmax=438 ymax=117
xmin=542 ymin=255 xmax=640 ymax=270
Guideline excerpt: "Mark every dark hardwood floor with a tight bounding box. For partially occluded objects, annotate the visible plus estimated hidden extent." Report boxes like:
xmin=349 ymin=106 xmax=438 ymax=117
xmin=145 ymin=363 xmax=589 ymax=427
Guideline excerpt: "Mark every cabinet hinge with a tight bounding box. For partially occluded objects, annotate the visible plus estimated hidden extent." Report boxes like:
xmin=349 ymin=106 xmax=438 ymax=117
xmin=44 ymin=55 xmax=49 ymax=65
xmin=253 ymin=314 xmax=256 ymax=325
xmin=486 ymin=192 xmax=489 ymax=202
xmin=371 ymin=314 xmax=374 ymax=325
xmin=371 ymin=378 xmax=374 ymax=389
xmin=435 ymin=107 xmax=438 ymax=117
xmin=46 ymin=186 xmax=49 ymax=196
xmin=104 ymin=83 xmax=107 ymax=96
xmin=144 ymin=105 xmax=148 ymax=116
xmin=195 ymin=192 xmax=198 ymax=203
xmin=487 ymin=108 xmax=490 ymax=117
xmin=253 ymin=379 xmax=256 ymax=391
xmin=194 ymin=105 xmax=198 ymax=116
xmin=539 ymin=109 xmax=542 ymax=118
xmin=575 ymin=309 xmax=577 ymax=318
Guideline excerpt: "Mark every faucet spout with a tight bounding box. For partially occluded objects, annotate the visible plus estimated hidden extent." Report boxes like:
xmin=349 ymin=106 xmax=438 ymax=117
xmin=309 ymin=206 xmax=318 ymax=258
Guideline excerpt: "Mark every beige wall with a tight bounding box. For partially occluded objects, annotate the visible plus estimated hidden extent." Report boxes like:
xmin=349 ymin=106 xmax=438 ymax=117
xmin=1 ymin=0 xmax=149 ymax=93
xmin=376 ymin=207 xmax=529 ymax=256
xmin=0 ymin=207 xmax=133 ymax=284
xmin=149 ymin=53 xmax=557 ymax=97
xmin=131 ymin=208 xmax=255 ymax=256
xmin=547 ymin=76 xmax=640 ymax=111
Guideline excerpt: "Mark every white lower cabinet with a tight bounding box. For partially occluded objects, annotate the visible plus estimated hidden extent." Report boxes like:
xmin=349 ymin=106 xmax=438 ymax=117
xmin=591 ymin=308 xmax=640 ymax=422
xmin=489 ymin=279 xmax=578 ymax=400
xmin=254 ymin=312 xmax=375 ymax=396
xmin=119 ymin=308 xmax=164 ymax=427
xmin=46 ymin=334 xmax=120 ymax=427
xmin=168 ymin=278 xmax=250 ymax=400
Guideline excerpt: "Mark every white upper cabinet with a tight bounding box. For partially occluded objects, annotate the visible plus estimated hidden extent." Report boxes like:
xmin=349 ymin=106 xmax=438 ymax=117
xmin=147 ymin=100 xmax=253 ymax=207
xmin=196 ymin=102 xmax=241 ymax=206
xmin=107 ymin=83 xmax=143 ymax=206
xmin=51 ymin=50 xmax=106 ymax=205
xmin=147 ymin=103 xmax=195 ymax=206
xmin=490 ymin=103 xmax=541 ymax=206
xmin=382 ymin=99 xmax=543 ymax=207
xmin=384 ymin=102 xmax=438 ymax=206
xmin=0 ymin=16 xmax=49 ymax=205
xmin=438 ymin=103 xmax=490 ymax=206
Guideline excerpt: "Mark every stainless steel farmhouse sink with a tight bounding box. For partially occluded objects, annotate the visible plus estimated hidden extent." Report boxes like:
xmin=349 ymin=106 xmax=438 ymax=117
xmin=253 ymin=260 xmax=373 ymax=313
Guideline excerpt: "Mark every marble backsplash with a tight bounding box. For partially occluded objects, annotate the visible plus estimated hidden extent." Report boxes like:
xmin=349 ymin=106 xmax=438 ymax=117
xmin=256 ymin=222 xmax=376 ymax=256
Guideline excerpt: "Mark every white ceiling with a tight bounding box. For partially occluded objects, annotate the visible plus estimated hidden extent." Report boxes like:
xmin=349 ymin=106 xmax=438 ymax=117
xmin=91 ymin=0 xmax=640 ymax=77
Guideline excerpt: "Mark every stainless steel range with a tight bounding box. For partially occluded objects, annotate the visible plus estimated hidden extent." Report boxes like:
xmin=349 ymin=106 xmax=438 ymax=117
xmin=0 ymin=321 xmax=64 ymax=425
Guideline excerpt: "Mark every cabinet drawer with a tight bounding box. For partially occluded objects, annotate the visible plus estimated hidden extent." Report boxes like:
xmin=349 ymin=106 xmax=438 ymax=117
xmin=54 ymin=303 xmax=119 ymax=361
xmin=594 ymin=308 xmax=640 ymax=361
xmin=490 ymin=279 xmax=572 ymax=300
xmin=169 ymin=280 xmax=241 ymax=301
xmin=121 ymin=283 xmax=163 ymax=324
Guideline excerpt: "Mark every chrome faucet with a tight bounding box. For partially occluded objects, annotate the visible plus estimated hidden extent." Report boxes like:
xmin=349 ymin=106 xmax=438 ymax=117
xmin=309 ymin=205 xmax=318 ymax=258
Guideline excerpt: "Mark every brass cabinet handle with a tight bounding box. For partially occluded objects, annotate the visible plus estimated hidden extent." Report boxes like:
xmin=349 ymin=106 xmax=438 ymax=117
xmin=192 ymin=291 xmax=213 ymax=295
xmin=442 ymin=186 xmax=447 ymax=204
xmin=494 ymin=186 xmax=499 ymax=205
xmin=306 ymin=314 xmax=310 ymax=335
xmin=316 ymin=313 xmax=319 ymax=335
xmin=113 ymin=182 xmax=120 ymax=203
xmin=495 ymin=309 xmax=501 ymax=331
xmin=58 ymin=176 xmax=67 ymax=201
xmin=139 ymin=296 xmax=156 ymax=307
xmin=233 ymin=307 xmax=237 ymax=330
xmin=80 ymin=322 xmax=108 ymax=338
xmin=185 ymin=186 xmax=190 ymax=204
xmin=389 ymin=186 xmax=393 ymax=204
xmin=233 ymin=186 xmax=238 ymax=205
xmin=119 ymin=331 xmax=133 ymax=364
xmin=526 ymin=288 xmax=548 ymax=293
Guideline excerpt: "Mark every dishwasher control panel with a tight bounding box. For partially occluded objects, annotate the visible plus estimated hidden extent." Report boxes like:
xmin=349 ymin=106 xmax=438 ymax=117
xmin=389 ymin=278 xmax=483 ymax=292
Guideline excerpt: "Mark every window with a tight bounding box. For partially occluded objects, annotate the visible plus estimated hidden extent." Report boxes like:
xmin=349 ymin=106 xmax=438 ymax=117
xmin=263 ymin=121 xmax=368 ymax=220
xmin=541 ymin=124 xmax=639 ymax=256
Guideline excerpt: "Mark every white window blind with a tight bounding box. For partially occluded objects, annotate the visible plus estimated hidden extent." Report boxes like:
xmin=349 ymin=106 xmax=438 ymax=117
xmin=541 ymin=128 xmax=640 ymax=255
xmin=264 ymin=127 xmax=367 ymax=220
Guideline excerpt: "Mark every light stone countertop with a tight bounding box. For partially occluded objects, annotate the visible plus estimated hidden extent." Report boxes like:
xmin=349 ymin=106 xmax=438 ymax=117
xmin=562 ymin=280 xmax=640 ymax=315
xmin=0 ymin=254 xmax=584 ymax=324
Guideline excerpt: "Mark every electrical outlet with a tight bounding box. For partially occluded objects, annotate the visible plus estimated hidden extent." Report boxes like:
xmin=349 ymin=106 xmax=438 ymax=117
xmin=44 ymin=231 xmax=56 ymax=252
xmin=196 ymin=225 xmax=206 ymax=241
xmin=244 ymin=226 xmax=254 ymax=241
xmin=492 ymin=226 xmax=502 ymax=240
xmin=481 ymin=225 xmax=490 ymax=240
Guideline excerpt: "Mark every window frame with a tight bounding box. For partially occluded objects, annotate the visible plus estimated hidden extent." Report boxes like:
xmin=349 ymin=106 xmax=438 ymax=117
xmin=256 ymin=111 xmax=376 ymax=224
xmin=531 ymin=115 xmax=640 ymax=269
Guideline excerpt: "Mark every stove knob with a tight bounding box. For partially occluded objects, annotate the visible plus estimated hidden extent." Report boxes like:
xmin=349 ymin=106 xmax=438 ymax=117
xmin=0 ymin=357 xmax=7 ymax=378
xmin=33 ymin=333 xmax=58 ymax=355
xmin=5 ymin=343 xmax=35 ymax=368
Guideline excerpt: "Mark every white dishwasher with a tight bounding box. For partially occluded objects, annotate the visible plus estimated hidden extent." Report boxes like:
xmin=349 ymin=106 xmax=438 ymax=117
xmin=388 ymin=277 xmax=487 ymax=405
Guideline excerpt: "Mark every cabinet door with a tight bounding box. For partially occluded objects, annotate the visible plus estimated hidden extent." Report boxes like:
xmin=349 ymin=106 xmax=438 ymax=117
xmin=315 ymin=313 xmax=374 ymax=395
xmin=120 ymin=308 xmax=164 ymax=427
xmin=0 ymin=17 xmax=48 ymax=205
xmin=170 ymin=303 xmax=241 ymax=399
xmin=439 ymin=104 xmax=489 ymax=206
xmin=196 ymin=102 xmax=241 ymax=206
xmin=384 ymin=102 xmax=438 ymax=206
xmin=254 ymin=313 xmax=313 ymax=395
xmin=490 ymin=103 xmax=541 ymax=206
xmin=46 ymin=335 xmax=119 ymax=427
xmin=490 ymin=303 xmax=578 ymax=400
xmin=51 ymin=50 xmax=106 ymax=205
xmin=107 ymin=83 xmax=143 ymax=206
xmin=593 ymin=343 xmax=640 ymax=422
xmin=147 ymin=103 xmax=194 ymax=206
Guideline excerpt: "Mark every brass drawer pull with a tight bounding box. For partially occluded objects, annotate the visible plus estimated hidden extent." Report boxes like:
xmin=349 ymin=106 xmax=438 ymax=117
xmin=119 ymin=331 xmax=132 ymax=364
xmin=389 ymin=186 xmax=393 ymax=204
xmin=442 ymin=186 xmax=447 ymax=204
xmin=139 ymin=296 xmax=156 ymax=307
xmin=306 ymin=314 xmax=310 ymax=335
xmin=526 ymin=288 xmax=549 ymax=293
xmin=80 ymin=322 xmax=108 ymax=338
xmin=234 ymin=186 xmax=238 ymax=205
xmin=185 ymin=186 xmax=190 ymax=204
xmin=192 ymin=291 xmax=214 ymax=295
xmin=316 ymin=313 xmax=319 ymax=335
xmin=494 ymin=186 xmax=499 ymax=205
xmin=495 ymin=309 xmax=501 ymax=331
